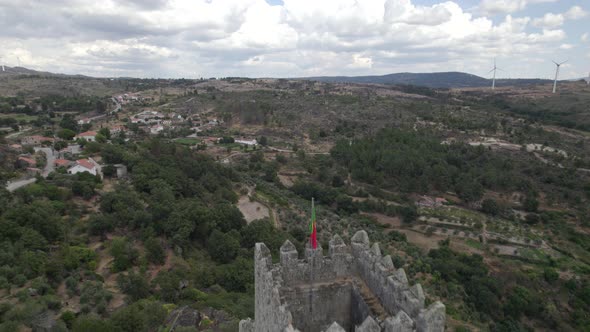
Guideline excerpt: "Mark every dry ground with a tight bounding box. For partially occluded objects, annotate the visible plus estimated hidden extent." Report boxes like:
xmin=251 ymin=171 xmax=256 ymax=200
xmin=237 ymin=195 xmax=270 ymax=223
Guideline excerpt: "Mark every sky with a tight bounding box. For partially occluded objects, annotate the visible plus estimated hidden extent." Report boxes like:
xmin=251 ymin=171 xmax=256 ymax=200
xmin=0 ymin=0 xmax=588 ymax=79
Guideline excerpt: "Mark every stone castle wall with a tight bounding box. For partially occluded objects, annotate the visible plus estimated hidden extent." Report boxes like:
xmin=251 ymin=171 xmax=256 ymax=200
xmin=239 ymin=230 xmax=446 ymax=332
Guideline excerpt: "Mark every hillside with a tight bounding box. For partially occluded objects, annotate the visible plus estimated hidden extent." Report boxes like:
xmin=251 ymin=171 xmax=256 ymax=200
xmin=0 ymin=66 xmax=87 ymax=78
xmin=301 ymin=71 xmax=554 ymax=88
xmin=0 ymin=74 xmax=589 ymax=331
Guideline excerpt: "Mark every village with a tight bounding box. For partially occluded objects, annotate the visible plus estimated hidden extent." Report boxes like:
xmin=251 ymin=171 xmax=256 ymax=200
xmin=4 ymin=92 xmax=262 ymax=192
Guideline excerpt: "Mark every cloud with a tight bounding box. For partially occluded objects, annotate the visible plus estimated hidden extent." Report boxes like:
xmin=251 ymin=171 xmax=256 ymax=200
xmin=532 ymin=13 xmax=563 ymax=29
xmin=478 ymin=0 xmax=558 ymax=15
xmin=564 ymin=6 xmax=588 ymax=20
xmin=0 ymin=0 xmax=581 ymax=78
xmin=582 ymin=33 xmax=589 ymax=42
xmin=347 ymin=54 xmax=373 ymax=69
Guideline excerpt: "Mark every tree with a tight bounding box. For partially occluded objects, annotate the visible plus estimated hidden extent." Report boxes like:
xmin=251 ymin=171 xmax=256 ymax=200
xmin=145 ymin=238 xmax=165 ymax=265
xmin=72 ymin=315 xmax=115 ymax=332
xmin=59 ymin=115 xmax=78 ymax=132
xmin=110 ymin=237 xmax=138 ymax=272
xmin=208 ymin=230 xmax=239 ymax=263
xmin=95 ymin=133 xmax=107 ymax=143
xmin=481 ymin=199 xmax=499 ymax=216
xmin=57 ymin=129 xmax=76 ymax=140
xmin=95 ymin=100 xmax=106 ymax=113
xmin=117 ymin=272 xmax=150 ymax=301
xmin=102 ymin=165 xmax=116 ymax=178
xmin=110 ymin=305 xmax=145 ymax=332
xmin=523 ymin=195 xmax=539 ymax=212
xmin=543 ymin=267 xmax=559 ymax=283
xmin=456 ymin=178 xmax=484 ymax=203
xmin=258 ymin=136 xmax=268 ymax=146
xmin=54 ymin=140 xmax=68 ymax=151
xmin=98 ymin=128 xmax=111 ymax=139
xmin=400 ymin=205 xmax=418 ymax=223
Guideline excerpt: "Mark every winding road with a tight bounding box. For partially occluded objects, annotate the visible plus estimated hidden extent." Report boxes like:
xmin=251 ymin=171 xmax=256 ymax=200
xmin=34 ymin=147 xmax=56 ymax=177
xmin=6 ymin=178 xmax=37 ymax=192
xmin=5 ymin=147 xmax=56 ymax=192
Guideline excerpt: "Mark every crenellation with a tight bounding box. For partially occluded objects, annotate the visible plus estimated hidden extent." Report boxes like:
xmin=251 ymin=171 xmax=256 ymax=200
xmin=371 ymin=242 xmax=382 ymax=257
xmin=382 ymin=255 xmax=395 ymax=270
xmin=383 ymin=311 xmax=413 ymax=332
xmin=357 ymin=316 xmax=380 ymax=332
xmin=242 ymin=231 xmax=446 ymax=332
xmin=392 ymin=268 xmax=408 ymax=284
xmin=329 ymin=234 xmax=348 ymax=256
xmin=325 ymin=322 xmax=346 ymax=332
xmin=281 ymin=240 xmax=299 ymax=266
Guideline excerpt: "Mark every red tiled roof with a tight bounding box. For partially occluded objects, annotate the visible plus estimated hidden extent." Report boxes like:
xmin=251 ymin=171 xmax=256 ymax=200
xmin=77 ymin=131 xmax=97 ymax=137
xmin=18 ymin=156 xmax=37 ymax=166
xmin=55 ymin=159 xmax=71 ymax=167
xmin=76 ymin=159 xmax=95 ymax=170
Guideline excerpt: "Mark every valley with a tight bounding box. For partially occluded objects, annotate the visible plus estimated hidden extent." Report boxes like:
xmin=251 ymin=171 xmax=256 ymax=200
xmin=0 ymin=69 xmax=589 ymax=331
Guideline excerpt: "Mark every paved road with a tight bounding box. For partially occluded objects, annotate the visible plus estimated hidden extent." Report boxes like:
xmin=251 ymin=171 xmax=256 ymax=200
xmin=34 ymin=147 xmax=56 ymax=177
xmin=5 ymin=147 xmax=55 ymax=191
xmin=111 ymin=98 xmax=121 ymax=113
xmin=6 ymin=178 xmax=37 ymax=192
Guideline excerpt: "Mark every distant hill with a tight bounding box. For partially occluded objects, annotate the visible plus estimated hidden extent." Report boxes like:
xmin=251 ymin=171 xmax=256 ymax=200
xmin=0 ymin=66 xmax=88 ymax=78
xmin=300 ymin=72 xmax=554 ymax=89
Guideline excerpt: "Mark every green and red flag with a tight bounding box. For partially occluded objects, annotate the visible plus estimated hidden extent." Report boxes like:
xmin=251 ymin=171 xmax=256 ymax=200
xmin=309 ymin=198 xmax=317 ymax=249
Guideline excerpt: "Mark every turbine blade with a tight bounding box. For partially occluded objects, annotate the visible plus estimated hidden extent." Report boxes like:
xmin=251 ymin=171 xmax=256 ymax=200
xmin=559 ymin=59 xmax=568 ymax=65
xmin=488 ymin=68 xmax=495 ymax=73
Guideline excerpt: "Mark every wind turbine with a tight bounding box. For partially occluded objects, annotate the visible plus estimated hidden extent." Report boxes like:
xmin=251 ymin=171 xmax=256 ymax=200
xmin=488 ymin=58 xmax=502 ymax=90
xmin=551 ymin=59 xmax=567 ymax=93
xmin=0 ymin=56 xmax=4 ymax=72
xmin=17 ymin=56 xmax=21 ymax=68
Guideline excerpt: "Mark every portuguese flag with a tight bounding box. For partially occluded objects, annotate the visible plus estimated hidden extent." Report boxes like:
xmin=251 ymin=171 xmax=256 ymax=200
xmin=309 ymin=198 xmax=317 ymax=249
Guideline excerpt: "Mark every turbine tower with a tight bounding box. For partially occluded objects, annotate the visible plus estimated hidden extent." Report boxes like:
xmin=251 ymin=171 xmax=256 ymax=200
xmin=0 ymin=56 xmax=4 ymax=72
xmin=488 ymin=58 xmax=501 ymax=90
xmin=551 ymin=59 xmax=567 ymax=93
xmin=17 ymin=56 xmax=21 ymax=68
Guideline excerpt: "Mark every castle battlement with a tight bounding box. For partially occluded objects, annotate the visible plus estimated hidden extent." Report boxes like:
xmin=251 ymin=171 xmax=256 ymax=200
xmin=239 ymin=230 xmax=445 ymax=332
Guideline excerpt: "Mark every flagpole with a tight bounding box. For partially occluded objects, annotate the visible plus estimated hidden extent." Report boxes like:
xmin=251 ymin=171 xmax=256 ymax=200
xmin=309 ymin=197 xmax=314 ymax=317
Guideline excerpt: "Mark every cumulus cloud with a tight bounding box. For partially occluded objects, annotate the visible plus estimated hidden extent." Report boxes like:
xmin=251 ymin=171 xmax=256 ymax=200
xmin=0 ymin=0 xmax=582 ymax=78
xmin=564 ymin=6 xmax=588 ymax=20
xmin=532 ymin=13 xmax=563 ymax=29
xmin=529 ymin=6 xmax=587 ymax=30
xmin=478 ymin=0 xmax=558 ymax=15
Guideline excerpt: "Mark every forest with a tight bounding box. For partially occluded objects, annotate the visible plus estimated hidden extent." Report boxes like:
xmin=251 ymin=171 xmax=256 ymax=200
xmin=0 ymin=139 xmax=294 ymax=331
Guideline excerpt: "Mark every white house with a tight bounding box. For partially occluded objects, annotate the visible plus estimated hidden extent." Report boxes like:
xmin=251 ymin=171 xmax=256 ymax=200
xmin=67 ymin=159 xmax=97 ymax=176
xmin=75 ymin=131 xmax=97 ymax=142
xmin=150 ymin=124 xmax=164 ymax=135
xmin=110 ymin=125 xmax=126 ymax=134
xmin=236 ymin=139 xmax=258 ymax=146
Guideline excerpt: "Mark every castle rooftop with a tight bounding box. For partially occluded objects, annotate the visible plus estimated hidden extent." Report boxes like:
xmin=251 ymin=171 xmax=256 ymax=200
xmin=239 ymin=230 xmax=446 ymax=332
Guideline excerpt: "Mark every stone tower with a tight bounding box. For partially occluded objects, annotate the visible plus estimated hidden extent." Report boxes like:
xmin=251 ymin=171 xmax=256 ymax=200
xmin=239 ymin=230 xmax=445 ymax=332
